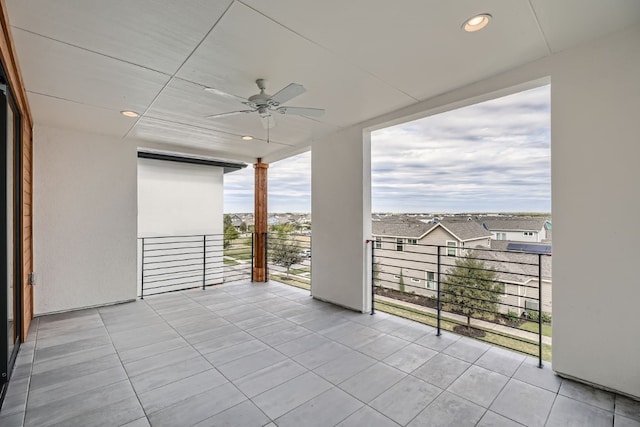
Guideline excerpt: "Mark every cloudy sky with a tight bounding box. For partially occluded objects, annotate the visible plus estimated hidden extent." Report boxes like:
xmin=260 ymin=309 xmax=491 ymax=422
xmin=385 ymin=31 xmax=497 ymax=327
xmin=224 ymin=85 xmax=550 ymax=213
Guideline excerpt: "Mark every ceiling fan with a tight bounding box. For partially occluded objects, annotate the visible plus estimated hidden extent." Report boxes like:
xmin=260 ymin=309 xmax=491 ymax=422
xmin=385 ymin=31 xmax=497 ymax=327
xmin=204 ymin=79 xmax=324 ymax=129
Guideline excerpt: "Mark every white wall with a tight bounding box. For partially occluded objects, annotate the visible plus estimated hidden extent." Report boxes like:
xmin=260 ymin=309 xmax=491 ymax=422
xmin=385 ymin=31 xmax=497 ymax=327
xmin=33 ymin=125 xmax=138 ymax=314
xmin=312 ymin=126 xmax=371 ymax=312
xmin=137 ymin=158 xmax=223 ymax=236
xmin=550 ymin=25 xmax=640 ymax=397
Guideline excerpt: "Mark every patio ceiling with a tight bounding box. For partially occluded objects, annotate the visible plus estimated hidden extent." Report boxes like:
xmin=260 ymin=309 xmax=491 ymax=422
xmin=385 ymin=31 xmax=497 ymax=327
xmin=5 ymin=0 xmax=640 ymax=163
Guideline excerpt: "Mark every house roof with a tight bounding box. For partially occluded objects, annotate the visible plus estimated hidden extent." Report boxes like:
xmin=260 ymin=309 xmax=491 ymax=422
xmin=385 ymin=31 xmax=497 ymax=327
xmin=478 ymin=249 xmax=552 ymax=284
xmin=437 ymin=220 xmax=493 ymax=242
xmin=372 ymin=216 xmax=432 ymax=238
xmin=372 ymin=216 xmax=491 ymax=242
xmin=479 ymin=217 xmax=549 ymax=232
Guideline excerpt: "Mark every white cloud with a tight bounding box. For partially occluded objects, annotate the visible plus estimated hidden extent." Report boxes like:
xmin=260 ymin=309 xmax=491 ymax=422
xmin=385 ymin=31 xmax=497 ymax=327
xmin=225 ymin=85 xmax=551 ymax=214
xmin=224 ymin=151 xmax=311 ymax=213
xmin=372 ymin=85 xmax=551 ymax=213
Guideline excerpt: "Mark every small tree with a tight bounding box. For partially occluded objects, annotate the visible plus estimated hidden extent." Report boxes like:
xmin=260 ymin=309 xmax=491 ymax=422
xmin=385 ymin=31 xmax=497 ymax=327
xmin=223 ymin=214 xmax=238 ymax=249
xmin=239 ymin=222 xmax=248 ymax=234
xmin=441 ymin=252 xmax=501 ymax=331
xmin=398 ymin=268 xmax=405 ymax=293
xmin=270 ymin=239 xmax=302 ymax=278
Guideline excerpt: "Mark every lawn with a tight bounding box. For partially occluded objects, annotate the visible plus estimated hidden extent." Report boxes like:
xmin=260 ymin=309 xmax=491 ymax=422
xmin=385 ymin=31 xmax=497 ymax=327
xmin=224 ymin=249 xmax=252 ymax=260
xmin=223 ymin=258 xmax=239 ymax=266
xmin=375 ymin=300 xmax=552 ymax=362
xmin=519 ymin=321 xmax=552 ymax=337
xmin=289 ymin=267 xmax=311 ymax=275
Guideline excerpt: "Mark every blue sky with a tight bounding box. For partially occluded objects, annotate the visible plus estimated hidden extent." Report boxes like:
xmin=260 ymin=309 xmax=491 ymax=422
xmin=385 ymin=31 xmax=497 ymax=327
xmin=224 ymin=85 xmax=550 ymax=213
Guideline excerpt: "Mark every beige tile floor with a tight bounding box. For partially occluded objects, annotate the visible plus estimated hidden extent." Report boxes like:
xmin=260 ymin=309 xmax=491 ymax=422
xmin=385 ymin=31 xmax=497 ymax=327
xmin=0 ymin=280 xmax=638 ymax=427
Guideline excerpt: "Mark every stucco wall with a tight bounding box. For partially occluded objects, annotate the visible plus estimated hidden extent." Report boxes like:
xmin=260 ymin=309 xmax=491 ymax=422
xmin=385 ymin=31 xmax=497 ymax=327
xmin=312 ymin=126 xmax=371 ymax=312
xmin=550 ymin=25 xmax=640 ymax=397
xmin=33 ymin=125 xmax=138 ymax=314
xmin=137 ymin=157 xmax=223 ymax=237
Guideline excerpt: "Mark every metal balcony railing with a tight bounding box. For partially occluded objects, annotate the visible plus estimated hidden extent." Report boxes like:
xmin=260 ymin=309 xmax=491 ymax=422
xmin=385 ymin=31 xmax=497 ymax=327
xmin=138 ymin=233 xmax=255 ymax=297
xmin=369 ymin=240 xmax=551 ymax=367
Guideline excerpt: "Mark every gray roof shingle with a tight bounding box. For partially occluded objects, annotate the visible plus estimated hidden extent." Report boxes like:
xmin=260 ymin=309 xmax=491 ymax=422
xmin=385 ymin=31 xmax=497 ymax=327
xmin=479 ymin=217 xmax=548 ymax=232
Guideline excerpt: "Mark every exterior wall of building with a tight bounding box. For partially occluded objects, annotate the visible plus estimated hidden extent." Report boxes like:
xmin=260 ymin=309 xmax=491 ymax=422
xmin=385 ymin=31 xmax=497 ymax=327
xmin=33 ymin=125 xmax=138 ymax=314
xmin=312 ymin=125 xmax=371 ymax=312
xmin=137 ymin=158 xmax=223 ymax=237
xmin=492 ymin=230 xmax=542 ymax=242
xmin=549 ymin=24 xmax=640 ymax=397
xmin=137 ymin=157 xmax=225 ymax=294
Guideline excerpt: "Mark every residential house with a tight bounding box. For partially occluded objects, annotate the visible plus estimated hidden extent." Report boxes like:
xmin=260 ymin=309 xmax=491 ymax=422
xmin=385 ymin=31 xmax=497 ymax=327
xmin=373 ymin=216 xmax=552 ymax=315
xmin=372 ymin=216 xmax=492 ymax=290
xmin=479 ymin=216 xmax=551 ymax=242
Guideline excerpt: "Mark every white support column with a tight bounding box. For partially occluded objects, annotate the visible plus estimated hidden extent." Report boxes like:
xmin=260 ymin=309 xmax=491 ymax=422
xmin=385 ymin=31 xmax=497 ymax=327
xmin=311 ymin=126 xmax=371 ymax=312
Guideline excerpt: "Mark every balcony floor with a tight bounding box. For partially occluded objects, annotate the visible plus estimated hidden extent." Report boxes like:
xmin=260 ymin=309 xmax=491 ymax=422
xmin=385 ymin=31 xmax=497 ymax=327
xmin=1 ymin=281 xmax=638 ymax=427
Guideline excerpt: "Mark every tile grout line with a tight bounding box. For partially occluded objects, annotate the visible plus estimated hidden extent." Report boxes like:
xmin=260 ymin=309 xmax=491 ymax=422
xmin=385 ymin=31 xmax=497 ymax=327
xmin=143 ymin=289 xmax=275 ymax=424
xmin=97 ymin=304 xmax=152 ymax=426
xmin=20 ymin=317 xmax=39 ymax=427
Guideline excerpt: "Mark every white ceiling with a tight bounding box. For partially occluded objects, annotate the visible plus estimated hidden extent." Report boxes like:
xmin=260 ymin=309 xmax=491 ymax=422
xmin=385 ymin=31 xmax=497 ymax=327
xmin=6 ymin=0 xmax=640 ymax=163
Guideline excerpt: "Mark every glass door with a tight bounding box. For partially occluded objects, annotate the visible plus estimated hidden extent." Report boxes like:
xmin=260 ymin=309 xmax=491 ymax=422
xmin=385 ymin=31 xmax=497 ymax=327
xmin=0 ymin=80 xmax=21 ymax=394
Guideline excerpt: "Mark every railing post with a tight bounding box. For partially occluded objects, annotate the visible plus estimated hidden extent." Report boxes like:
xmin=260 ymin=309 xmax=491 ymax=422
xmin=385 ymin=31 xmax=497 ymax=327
xmin=264 ymin=232 xmax=269 ymax=282
xmin=371 ymin=240 xmax=375 ymax=315
xmin=202 ymin=235 xmax=206 ymax=290
xmin=251 ymin=232 xmax=254 ymax=282
xmin=538 ymin=253 xmax=543 ymax=368
xmin=140 ymin=238 xmax=145 ymax=300
xmin=436 ymin=245 xmax=441 ymax=336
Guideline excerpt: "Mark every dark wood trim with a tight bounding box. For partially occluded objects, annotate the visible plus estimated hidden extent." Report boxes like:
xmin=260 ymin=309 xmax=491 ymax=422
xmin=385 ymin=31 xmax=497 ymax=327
xmin=0 ymin=0 xmax=34 ymax=342
xmin=137 ymin=151 xmax=246 ymax=174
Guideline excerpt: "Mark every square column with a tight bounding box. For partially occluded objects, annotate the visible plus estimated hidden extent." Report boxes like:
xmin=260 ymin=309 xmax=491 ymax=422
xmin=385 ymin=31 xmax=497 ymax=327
xmin=253 ymin=159 xmax=268 ymax=282
xmin=311 ymin=126 xmax=371 ymax=312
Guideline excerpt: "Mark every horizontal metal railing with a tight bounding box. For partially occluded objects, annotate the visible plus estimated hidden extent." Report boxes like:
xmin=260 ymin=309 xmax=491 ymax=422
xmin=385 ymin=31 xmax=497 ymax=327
xmin=266 ymin=232 xmax=312 ymax=290
xmin=370 ymin=240 xmax=551 ymax=366
xmin=138 ymin=233 xmax=253 ymax=297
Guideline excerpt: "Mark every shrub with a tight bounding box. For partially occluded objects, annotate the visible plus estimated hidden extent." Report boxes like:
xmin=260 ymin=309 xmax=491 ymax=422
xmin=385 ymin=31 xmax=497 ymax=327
xmin=525 ymin=310 xmax=539 ymax=321
xmin=541 ymin=312 xmax=552 ymax=324
xmin=506 ymin=310 xmax=520 ymax=323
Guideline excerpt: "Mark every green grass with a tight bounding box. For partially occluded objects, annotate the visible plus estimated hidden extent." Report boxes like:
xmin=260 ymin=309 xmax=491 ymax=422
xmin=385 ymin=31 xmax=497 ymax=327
xmin=224 ymin=249 xmax=252 ymax=260
xmin=289 ymin=267 xmax=311 ymax=275
xmin=223 ymin=258 xmax=239 ymax=266
xmin=519 ymin=321 xmax=552 ymax=337
xmin=375 ymin=300 xmax=552 ymax=362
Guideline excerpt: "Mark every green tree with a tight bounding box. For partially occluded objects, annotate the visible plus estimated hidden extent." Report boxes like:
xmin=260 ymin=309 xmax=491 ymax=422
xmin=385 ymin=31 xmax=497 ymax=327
xmin=239 ymin=221 xmax=248 ymax=234
xmin=223 ymin=214 xmax=238 ymax=249
xmin=398 ymin=268 xmax=405 ymax=293
xmin=270 ymin=238 xmax=302 ymax=278
xmin=441 ymin=252 xmax=501 ymax=330
xmin=270 ymin=223 xmax=295 ymax=236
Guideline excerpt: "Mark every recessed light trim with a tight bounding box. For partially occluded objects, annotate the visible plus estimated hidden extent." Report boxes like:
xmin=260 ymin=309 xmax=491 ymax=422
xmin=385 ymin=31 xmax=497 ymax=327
xmin=121 ymin=110 xmax=140 ymax=118
xmin=463 ymin=14 xmax=491 ymax=32
xmin=241 ymin=135 xmax=254 ymax=141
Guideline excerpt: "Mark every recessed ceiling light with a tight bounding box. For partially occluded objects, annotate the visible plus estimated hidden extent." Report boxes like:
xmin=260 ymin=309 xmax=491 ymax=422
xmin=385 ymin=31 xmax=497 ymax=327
xmin=121 ymin=110 xmax=139 ymax=118
xmin=241 ymin=135 xmax=254 ymax=141
xmin=463 ymin=14 xmax=491 ymax=32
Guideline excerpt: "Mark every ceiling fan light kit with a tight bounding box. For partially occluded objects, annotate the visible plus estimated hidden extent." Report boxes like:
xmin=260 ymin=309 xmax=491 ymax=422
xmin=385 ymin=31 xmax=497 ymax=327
xmin=205 ymin=79 xmax=325 ymax=129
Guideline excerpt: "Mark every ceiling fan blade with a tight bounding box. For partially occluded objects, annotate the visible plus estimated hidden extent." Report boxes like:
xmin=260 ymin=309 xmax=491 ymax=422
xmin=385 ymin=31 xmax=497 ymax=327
xmin=270 ymin=83 xmax=306 ymax=105
xmin=204 ymin=87 xmax=247 ymax=104
xmin=206 ymin=110 xmax=254 ymax=119
xmin=276 ymin=106 xmax=325 ymax=117
xmin=260 ymin=115 xmax=276 ymax=129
